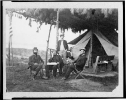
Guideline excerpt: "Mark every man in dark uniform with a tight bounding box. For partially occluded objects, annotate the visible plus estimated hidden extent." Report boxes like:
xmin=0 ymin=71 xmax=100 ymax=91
xmin=45 ymin=50 xmax=63 ymax=79
xmin=28 ymin=47 xmax=44 ymax=80
xmin=57 ymin=33 xmax=68 ymax=65
xmin=62 ymin=47 xmax=87 ymax=80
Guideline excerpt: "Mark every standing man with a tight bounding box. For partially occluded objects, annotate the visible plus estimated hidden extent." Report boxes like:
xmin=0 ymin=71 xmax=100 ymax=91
xmin=62 ymin=47 xmax=87 ymax=80
xmin=57 ymin=33 xmax=68 ymax=64
xmin=28 ymin=47 xmax=45 ymax=80
xmin=57 ymin=33 xmax=68 ymax=74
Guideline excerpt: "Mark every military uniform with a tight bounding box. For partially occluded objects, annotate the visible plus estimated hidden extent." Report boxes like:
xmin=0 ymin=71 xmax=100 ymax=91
xmin=57 ymin=33 xmax=68 ymax=65
xmin=64 ymin=53 xmax=87 ymax=79
xmin=28 ymin=54 xmax=44 ymax=78
xmin=45 ymin=54 xmax=63 ymax=78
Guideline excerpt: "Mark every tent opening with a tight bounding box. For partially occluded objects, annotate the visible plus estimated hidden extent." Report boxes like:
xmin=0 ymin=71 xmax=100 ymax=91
xmin=92 ymin=33 xmax=107 ymax=63
xmin=84 ymin=33 xmax=107 ymax=63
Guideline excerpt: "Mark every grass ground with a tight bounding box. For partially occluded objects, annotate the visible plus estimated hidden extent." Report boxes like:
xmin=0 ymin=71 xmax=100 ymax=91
xmin=6 ymin=63 xmax=118 ymax=92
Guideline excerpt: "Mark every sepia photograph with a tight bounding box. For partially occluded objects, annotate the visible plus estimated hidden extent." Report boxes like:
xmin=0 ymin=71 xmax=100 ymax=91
xmin=3 ymin=1 xmax=123 ymax=99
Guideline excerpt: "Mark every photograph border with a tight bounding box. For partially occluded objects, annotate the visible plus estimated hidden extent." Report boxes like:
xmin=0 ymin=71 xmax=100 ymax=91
xmin=1 ymin=0 xmax=125 ymax=99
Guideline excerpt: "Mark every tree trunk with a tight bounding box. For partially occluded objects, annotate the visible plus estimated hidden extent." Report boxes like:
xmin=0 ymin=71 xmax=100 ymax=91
xmin=45 ymin=24 xmax=52 ymax=65
xmin=56 ymin=9 xmax=59 ymax=50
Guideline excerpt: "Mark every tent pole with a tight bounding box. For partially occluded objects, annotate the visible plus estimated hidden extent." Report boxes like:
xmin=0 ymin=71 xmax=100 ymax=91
xmin=89 ymin=30 xmax=93 ymax=68
xmin=56 ymin=9 xmax=59 ymax=50
xmin=45 ymin=24 xmax=52 ymax=66
xmin=89 ymin=13 xmax=95 ymax=68
xmin=91 ymin=29 xmax=93 ymax=67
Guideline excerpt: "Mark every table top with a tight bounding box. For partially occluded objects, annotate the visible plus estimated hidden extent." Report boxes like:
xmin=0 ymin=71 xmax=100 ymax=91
xmin=47 ymin=62 xmax=59 ymax=65
xmin=98 ymin=61 xmax=108 ymax=64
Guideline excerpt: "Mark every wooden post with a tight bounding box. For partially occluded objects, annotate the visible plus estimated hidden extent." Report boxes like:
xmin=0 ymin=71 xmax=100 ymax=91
xmin=91 ymin=30 xmax=93 ymax=67
xmin=89 ymin=12 xmax=95 ymax=68
xmin=56 ymin=9 xmax=59 ymax=50
xmin=45 ymin=24 xmax=52 ymax=65
xmin=8 ymin=36 xmax=11 ymax=66
xmin=89 ymin=30 xmax=93 ymax=68
xmin=10 ymin=34 xmax=13 ymax=66
xmin=8 ymin=11 xmax=13 ymax=66
xmin=49 ymin=49 xmax=52 ymax=58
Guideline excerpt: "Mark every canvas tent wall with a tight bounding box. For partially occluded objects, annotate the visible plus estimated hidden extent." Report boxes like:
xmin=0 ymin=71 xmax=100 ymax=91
xmin=68 ymin=29 xmax=118 ymax=65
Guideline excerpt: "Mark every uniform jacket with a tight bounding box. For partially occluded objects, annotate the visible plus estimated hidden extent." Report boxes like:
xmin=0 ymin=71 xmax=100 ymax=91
xmin=49 ymin=54 xmax=63 ymax=63
xmin=57 ymin=40 xmax=68 ymax=52
xmin=28 ymin=54 xmax=44 ymax=66
xmin=74 ymin=53 xmax=87 ymax=70
xmin=48 ymin=54 xmax=64 ymax=68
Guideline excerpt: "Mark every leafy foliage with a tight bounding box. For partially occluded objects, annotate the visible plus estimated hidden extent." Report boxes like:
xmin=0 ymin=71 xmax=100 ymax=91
xmin=6 ymin=8 xmax=118 ymax=33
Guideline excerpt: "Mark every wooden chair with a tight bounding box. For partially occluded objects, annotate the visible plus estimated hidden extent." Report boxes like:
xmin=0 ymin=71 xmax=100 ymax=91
xmin=74 ymin=58 xmax=87 ymax=79
xmin=93 ymin=55 xmax=115 ymax=74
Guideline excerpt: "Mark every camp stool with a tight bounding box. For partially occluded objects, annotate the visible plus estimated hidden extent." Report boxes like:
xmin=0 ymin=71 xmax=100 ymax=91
xmin=74 ymin=65 xmax=86 ymax=79
xmin=74 ymin=58 xmax=87 ymax=79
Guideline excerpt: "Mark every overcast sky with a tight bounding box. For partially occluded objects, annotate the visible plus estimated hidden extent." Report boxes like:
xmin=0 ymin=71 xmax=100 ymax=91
xmin=5 ymin=13 xmax=86 ymax=51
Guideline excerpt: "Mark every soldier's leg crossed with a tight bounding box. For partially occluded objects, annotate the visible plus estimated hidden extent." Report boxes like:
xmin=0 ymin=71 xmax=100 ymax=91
xmin=65 ymin=65 xmax=75 ymax=79
xmin=34 ymin=63 xmax=43 ymax=78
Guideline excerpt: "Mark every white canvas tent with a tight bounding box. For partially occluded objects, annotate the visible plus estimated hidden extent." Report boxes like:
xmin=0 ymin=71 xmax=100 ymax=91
xmin=68 ymin=29 xmax=118 ymax=66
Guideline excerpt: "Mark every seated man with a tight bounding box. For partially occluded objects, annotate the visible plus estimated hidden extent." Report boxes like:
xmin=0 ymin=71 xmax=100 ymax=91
xmin=62 ymin=47 xmax=87 ymax=80
xmin=45 ymin=50 xmax=63 ymax=79
xmin=28 ymin=47 xmax=45 ymax=80
xmin=63 ymin=48 xmax=74 ymax=75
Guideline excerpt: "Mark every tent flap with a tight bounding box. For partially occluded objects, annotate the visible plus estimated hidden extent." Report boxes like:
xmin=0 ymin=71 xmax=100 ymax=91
xmin=94 ymin=31 xmax=118 ymax=58
xmin=72 ymin=31 xmax=92 ymax=59
xmin=71 ymin=29 xmax=118 ymax=61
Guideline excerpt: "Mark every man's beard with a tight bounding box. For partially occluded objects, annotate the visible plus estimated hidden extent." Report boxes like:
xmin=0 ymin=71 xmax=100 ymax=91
xmin=34 ymin=52 xmax=37 ymax=55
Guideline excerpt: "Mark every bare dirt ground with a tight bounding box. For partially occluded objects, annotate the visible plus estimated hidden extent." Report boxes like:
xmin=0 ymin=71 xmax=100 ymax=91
xmin=6 ymin=64 xmax=118 ymax=92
